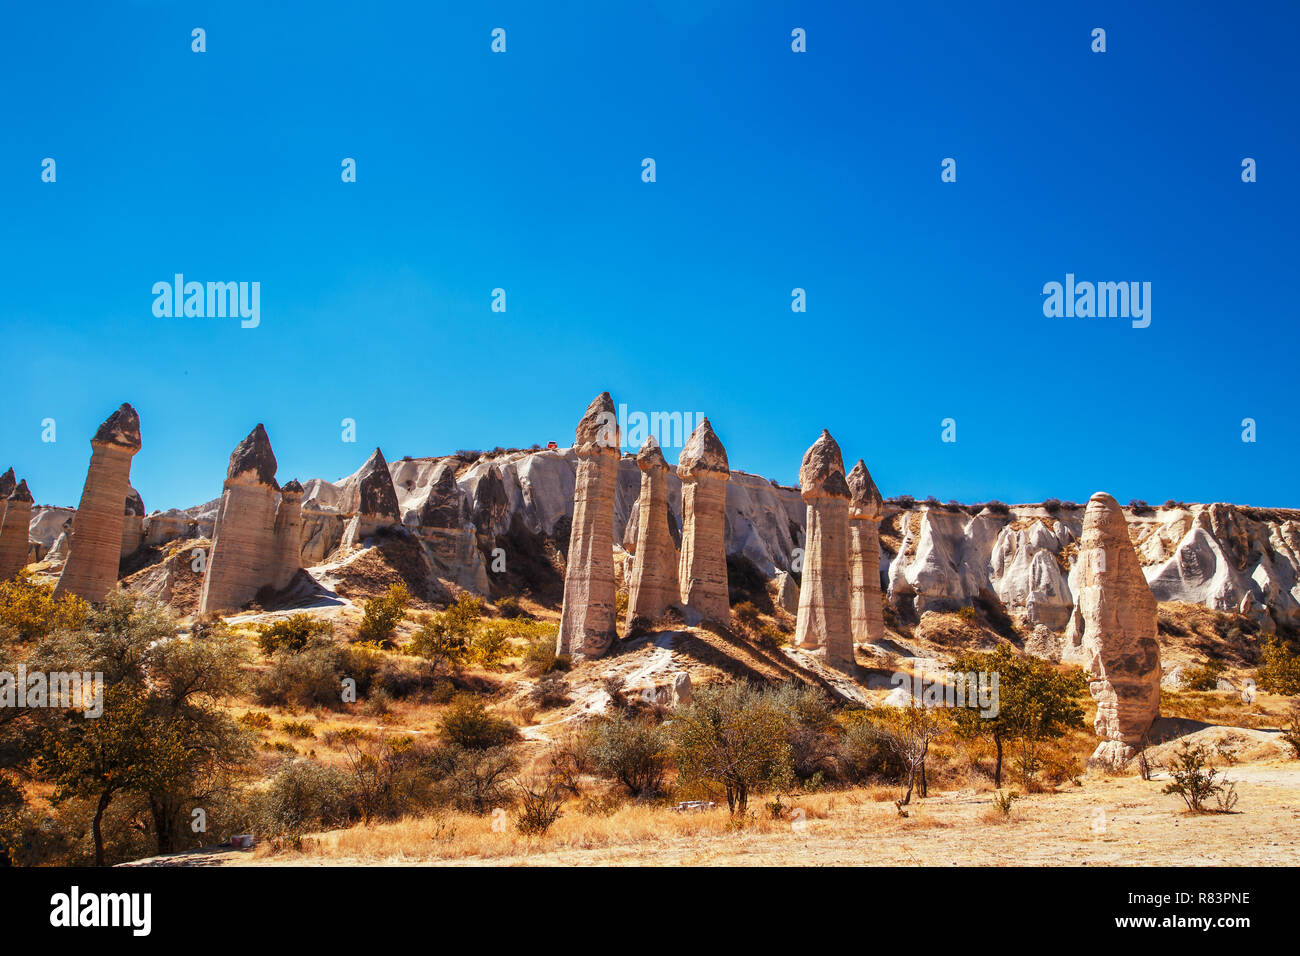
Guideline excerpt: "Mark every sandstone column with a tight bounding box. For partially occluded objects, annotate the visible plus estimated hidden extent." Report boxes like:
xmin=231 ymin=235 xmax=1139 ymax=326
xmin=1074 ymin=491 xmax=1162 ymax=768
xmin=847 ymin=459 xmax=885 ymax=646
xmin=121 ymin=488 xmax=146 ymax=559
xmin=340 ymin=448 xmax=402 ymax=549
xmin=626 ymin=436 xmax=678 ymax=625
xmin=557 ymin=392 xmax=620 ymax=659
xmin=199 ymin=424 xmax=280 ymax=614
xmin=0 ymin=468 xmax=15 ymax=531
xmin=676 ymin=418 xmax=730 ymax=625
xmin=0 ymin=481 xmax=33 ymax=581
xmin=271 ymin=479 xmax=305 ymax=591
xmin=794 ymin=430 xmax=854 ymax=669
xmin=56 ymin=403 xmax=142 ymax=603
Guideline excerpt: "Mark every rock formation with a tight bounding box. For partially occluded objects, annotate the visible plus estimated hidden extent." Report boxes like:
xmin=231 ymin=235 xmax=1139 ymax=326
xmin=0 ymin=480 xmax=33 ymax=581
xmin=846 ymin=459 xmax=884 ymax=645
xmin=775 ymin=570 xmax=800 ymax=614
xmin=198 ymin=424 xmax=280 ymax=615
xmin=557 ymin=392 xmax=620 ymax=659
xmin=340 ymin=448 xmax=402 ymax=549
xmin=676 ymin=418 xmax=730 ymax=624
xmin=56 ymin=403 xmax=142 ymax=603
xmin=1071 ymin=492 xmax=1162 ymax=768
xmin=0 ymin=468 xmax=14 ymax=527
xmin=794 ymin=430 xmax=854 ymax=669
xmin=418 ymin=462 xmax=467 ymax=529
xmin=626 ymin=436 xmax=678 ymax=624
xmin=271 ymin=479 xmax=304 ymax=591
xmin=121 ymin=488 xmax=146 ymax=559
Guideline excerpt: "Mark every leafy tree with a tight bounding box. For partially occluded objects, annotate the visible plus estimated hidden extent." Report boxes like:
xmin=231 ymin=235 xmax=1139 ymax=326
xmin=0 ymin=572 xmax=89 ymax=642
xmin=1256 ymin=637 xmax=1300 ymax=695
xmin=256 ymin=614 xmax=332 ymax=654
xmin=1162 ymin=743 xmax=1232 ymax=813
xmin=589 ymin=712 xmax=669 ymax=797
xmin=949 ymin=645 xmax=1087 ymax=788
xmin=356 ymin=582 xmax=410 ymax=645
xmin=671 ymin=682 xmax=793 ymax=814
xmin=866 ymin=702 xmax=948 ymax=807
xmin=32 ymin=592 xmax=250 ymax=861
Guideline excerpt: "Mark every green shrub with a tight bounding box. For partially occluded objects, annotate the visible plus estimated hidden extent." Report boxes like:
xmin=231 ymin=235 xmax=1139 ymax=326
xmin=589 ymin=712 xmax=670 ymax=798
xmin=1182 ymin=659 xmax=1226 ymax=691
xmin=1257 ymin=638 xmax=1300 ymax=695
xmin=438 ymin=696 xmax=520 ymax=750
xmin=262 ymin=760 xmax=355 ymax=836
xmin=356 ymin=582 xmax=410 ymax=645
xmin=497 ymin=596 xmax=526 ymax=619
xmin=256 ymin=614 xmax=333 ymax=655
xmin=253 ymin=636 xmax=374 ymax=710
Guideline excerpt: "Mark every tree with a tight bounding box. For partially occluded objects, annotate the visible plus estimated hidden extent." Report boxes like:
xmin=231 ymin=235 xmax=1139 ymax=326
xmin=356 ymin=582 xmax=410 ymax=644
xmin=671 ymin=682 xmax=793 ymax=814
xmin=949 ymin=645 xmax=1086 ymax=788
xmin=868 ymin=702 xmax=948 ymax=807
xmin=32 ymin=592 xmax=250 ymax=860
xmin=589 ymin=712 xmax=669 ymax=797
xmin=1257 ymin=637 xmax=1300 ymax=695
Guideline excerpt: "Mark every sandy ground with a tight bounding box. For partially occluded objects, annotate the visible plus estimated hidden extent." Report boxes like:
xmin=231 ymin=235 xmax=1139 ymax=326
xmin=125 ymin=761 xmax=1300 ymax=867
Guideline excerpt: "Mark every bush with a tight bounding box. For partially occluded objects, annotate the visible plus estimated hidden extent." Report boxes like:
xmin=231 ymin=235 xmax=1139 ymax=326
xmin=1161 ymin=743 xmax=1232 ymax=813
xmin=438 ymin=697 xmax=519 ymax=750
xmin=839 ymin=717 xmax=907 ymax=782
xmin=429 ymin=744 xmax=519 ymax=814
xmin=254 ymin=636 xmax=373 ymax=710
xmin=256 ymin=614 xmax=333 ymax=655
xmin=0 ymin=573 xmax=89 ymax=642
xmin=732 ymin=601 xmax=761 ymax=632
xmin=1282 ymin=701 xmax=1300 ymax=759
xmin=514 ymin=778 xmax=564 ymax=835
xmin=529 ymin=675 xmax=572 ymax=710
xmin=496 ymin=596 xmax=527 ymax=619
xmin=672 ymin=682 xmax=794 ymax=814
xmin=1182 ymin=659 xmax=1226 ymax=692
xmin=1256 ymin=637 xmax=1300 ymax=695
xmin=523 ymin=631 xmax=567 ymax=674
xmin=262 ymin=760 xmax=355 ymax=836
xmin=589 ymin=712 xmax=670 ymax=798
xmin=356 ymin=582 xmax=410 ymax=645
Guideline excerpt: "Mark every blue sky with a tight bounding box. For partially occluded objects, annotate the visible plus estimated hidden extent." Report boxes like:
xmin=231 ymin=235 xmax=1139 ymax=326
xmin=2 ymin=1 xmax=1297 ymax=512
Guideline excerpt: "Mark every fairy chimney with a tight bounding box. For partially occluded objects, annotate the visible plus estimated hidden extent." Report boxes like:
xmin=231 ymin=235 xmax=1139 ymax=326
xmin=0 ymin=481 xmax=34 ymax=581
xmin=794 ymin=430 xmax=854 ymax=670
xmin=676 ymin=418 xmax=730 ymax=625
xmin=847 ymin=460 xmax=885 ymax=646
xmin=198 ymin=424 xmax=280 ymax=614
xmin=557 ymin=392 xmax=620 ymax=659
xmin=56 ymin=404 xmax=142 ymax=602
xmin=626 ymin=436 xmax=679 ymax=625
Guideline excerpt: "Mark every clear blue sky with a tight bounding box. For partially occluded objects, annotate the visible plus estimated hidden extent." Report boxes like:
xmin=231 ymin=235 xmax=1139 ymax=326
xmin=2 ymin=1 xmax=1297 ymax=512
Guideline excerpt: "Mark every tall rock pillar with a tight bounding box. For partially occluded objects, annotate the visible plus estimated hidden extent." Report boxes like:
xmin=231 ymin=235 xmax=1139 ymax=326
xmin=626 ymin=436 xmax=678 ymax=625
xmin=847 ymin=459 xmax=885 ymax=646
xmin=0 ymin=481 xmax=34 ymax=581
xmin=1074 ymin=491 xmax=1162 ymax=768
xmin=199 ymin=424 xmax=280 ymax=614
xmin=121 ymin=488 xmax=146 ymax=559
xmin=557 ymin=392 xmax=620 ymax=659
xmin=794 ymin=430 xmax=854 ymax=669
xmin=271 ymin=479 xmax=305 ymax=591
xmin=676 ymin=418 xmax=730 ymax=625
xmin=0 ymin=468 xmax=15 ymax=531
xmin=56 ymin=404 xmax=142 ymax=603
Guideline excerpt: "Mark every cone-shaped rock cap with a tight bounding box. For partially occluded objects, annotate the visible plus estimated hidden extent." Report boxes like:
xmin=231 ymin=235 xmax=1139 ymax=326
xmin=847 ymin=460 xmax=883 ymax=520
xmin=9 ymin=480 xmax=32 ymax=503
xmin=124 ymin=488 xmax=145 ymax=516
xmin=1083 ymin=491 xmax=1128 ymax=542
xmin=92 ymin=403 xmax=142 ymax=451
xmin=226 ymin=424 xmax=279 ymax=489
xmin=799 ymin=430 xmax=850 ymax=499
xmin=0 ymin=468 xmax=14 ymax=499
xmin=575 ymin=391 xmax=619 ymax=450
xmin=636 ymin=435 xmax=668 ymax=471
xmin=357 ymin=448 xmax=401 ymax=518
xmin=281 ymin=479 xmax=304 ymax=495
xmin=677 ymin=418 xmax=729 ymax=479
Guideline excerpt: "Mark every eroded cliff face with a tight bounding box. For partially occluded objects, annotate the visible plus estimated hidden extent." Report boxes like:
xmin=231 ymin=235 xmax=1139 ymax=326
xmin=22 ymin=446 xmax=1300 ymax=630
